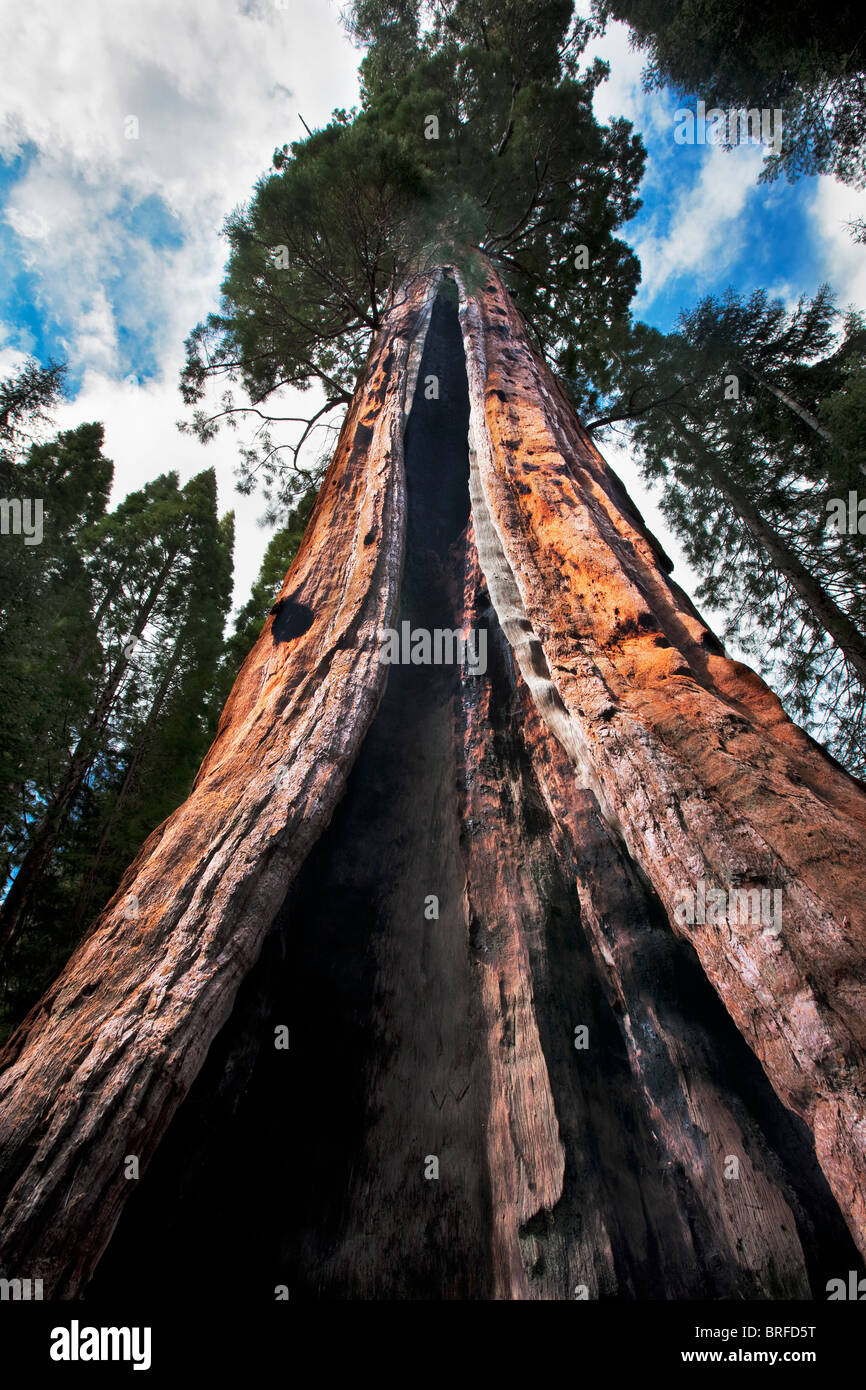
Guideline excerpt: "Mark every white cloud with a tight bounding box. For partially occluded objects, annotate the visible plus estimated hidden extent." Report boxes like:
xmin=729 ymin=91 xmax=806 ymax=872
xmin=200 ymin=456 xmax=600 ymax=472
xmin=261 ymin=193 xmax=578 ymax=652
xmin=0 ymin=0 xmax=360 ymax=208
xmin=630 ymin=144 xmax=765 ymax=309
xmin=0 ymin=326 xmax=29 ymax=377
xmin=584 ymin=16 xmax=684 ymax=161
xmin=72 ymin=287 xmax=119 ymax=377
xmin=584 ymin=18 xmax=647 ymax=128
xmin=810 ymin=178 xmax=866 ymax=309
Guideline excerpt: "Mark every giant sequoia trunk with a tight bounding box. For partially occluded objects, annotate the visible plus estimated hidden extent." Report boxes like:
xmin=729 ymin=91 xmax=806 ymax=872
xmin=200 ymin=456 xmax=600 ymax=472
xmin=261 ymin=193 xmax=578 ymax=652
xmin=2 ymin=265 xmax=866 ymax=1300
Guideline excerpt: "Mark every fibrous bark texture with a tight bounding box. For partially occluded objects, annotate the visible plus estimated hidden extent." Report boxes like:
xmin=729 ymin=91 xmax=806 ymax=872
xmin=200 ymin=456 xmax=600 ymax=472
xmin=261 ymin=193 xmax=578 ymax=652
xmin=1 ymin=264 xmax=865 ymax=1301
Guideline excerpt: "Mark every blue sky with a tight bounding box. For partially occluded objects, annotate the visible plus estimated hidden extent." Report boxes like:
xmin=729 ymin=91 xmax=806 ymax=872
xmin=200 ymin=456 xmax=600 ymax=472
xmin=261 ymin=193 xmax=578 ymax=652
xmin=0 ymin=146 xmax=184 ymax=388
xmin=0 ymin=1 xmax=864 ymax=609
xmin=588 ymin=43 xmax=866 ymax=330
xmin=625 ymin=138 xmax=819 ymax=332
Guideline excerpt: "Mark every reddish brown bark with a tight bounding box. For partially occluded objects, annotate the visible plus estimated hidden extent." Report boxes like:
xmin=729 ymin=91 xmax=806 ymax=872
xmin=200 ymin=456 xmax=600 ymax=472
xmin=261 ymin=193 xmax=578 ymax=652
xmin=461 ymin=263 xmax=866 ymax=1260
xmin=0 ymin=262 xmax=865 ymax=1300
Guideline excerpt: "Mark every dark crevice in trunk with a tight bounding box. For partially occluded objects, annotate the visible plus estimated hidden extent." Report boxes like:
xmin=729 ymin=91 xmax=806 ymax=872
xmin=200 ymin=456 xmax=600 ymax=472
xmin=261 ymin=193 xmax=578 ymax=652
xmin=86 ymin=286 xmax=483 ymax=1300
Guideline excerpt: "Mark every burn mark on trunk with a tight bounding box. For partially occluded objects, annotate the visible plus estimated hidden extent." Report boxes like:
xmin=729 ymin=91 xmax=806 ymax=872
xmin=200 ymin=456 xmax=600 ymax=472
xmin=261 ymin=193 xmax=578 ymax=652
xmin=269 ymin=596 xmax=314 ymax=644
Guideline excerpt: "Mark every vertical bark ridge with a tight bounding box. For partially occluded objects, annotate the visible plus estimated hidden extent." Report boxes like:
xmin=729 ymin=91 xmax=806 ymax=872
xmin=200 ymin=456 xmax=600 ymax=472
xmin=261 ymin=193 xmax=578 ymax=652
xmin=457 ymin=263 xmax=866 ymax=1259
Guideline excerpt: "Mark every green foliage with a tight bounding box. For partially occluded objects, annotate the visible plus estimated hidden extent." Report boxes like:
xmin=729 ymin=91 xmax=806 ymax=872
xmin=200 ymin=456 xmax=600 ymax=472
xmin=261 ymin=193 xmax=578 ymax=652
xmin=819 ymin=347 xmax=866 ymax=481
xmin=593 ymin=0 xmax=866 ymax=185
xmin=58 ymin=471 xmax=235 ymax=934
xmin=0 ymin=357 xmax=66 ymax=448
xmin=0 ymin=435 xmax=236 ymax=1040
xmin=0 ymin=421 xmax=113 ymax=870
xmin=589 ymin=286 xmax=866 ymax=775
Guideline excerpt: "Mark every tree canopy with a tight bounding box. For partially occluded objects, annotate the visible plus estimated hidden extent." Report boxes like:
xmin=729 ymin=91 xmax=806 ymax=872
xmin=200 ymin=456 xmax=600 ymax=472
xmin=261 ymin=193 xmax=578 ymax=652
xmin=180 ymin=0 xmax=645 ymax=512
xmin=0 ymin=365 xmax=237 ymax=1038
